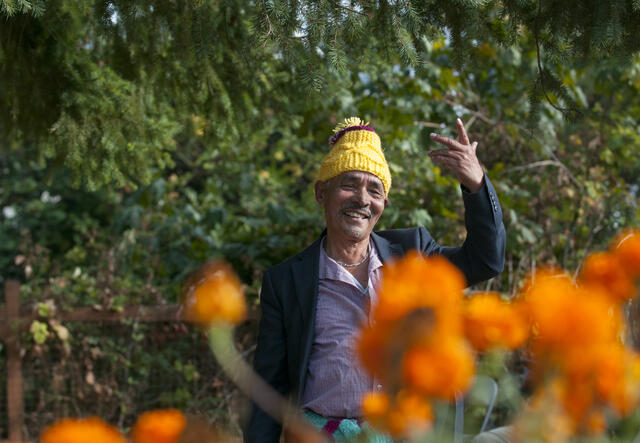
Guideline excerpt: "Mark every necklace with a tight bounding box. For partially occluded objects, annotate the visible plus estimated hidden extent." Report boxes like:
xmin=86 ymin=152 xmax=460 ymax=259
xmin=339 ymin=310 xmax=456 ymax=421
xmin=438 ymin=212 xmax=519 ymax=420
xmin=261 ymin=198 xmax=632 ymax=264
xmin=333 ymin=245 xmax=370 ymax=268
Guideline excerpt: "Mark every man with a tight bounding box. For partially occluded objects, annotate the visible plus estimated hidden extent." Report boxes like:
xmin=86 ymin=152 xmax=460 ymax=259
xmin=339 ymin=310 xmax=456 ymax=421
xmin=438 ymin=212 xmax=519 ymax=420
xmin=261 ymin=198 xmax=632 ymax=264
xmin=245 ymin=117 xmax=506 ymax=442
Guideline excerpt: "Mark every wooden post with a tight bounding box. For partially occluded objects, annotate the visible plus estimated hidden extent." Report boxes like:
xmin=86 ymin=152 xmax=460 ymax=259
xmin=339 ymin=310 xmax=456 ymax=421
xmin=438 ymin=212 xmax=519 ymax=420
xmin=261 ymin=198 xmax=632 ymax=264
xmin=5 ymin=280 xmax=23 ymax=441
xmin=627 ymin=296 xmax=640 ymax=350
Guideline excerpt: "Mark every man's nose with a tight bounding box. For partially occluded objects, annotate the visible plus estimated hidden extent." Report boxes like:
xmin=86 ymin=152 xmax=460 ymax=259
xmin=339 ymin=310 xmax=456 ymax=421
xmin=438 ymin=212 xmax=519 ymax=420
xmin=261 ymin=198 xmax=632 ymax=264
xmin=353 ymin=186 xmax=368 ymax=205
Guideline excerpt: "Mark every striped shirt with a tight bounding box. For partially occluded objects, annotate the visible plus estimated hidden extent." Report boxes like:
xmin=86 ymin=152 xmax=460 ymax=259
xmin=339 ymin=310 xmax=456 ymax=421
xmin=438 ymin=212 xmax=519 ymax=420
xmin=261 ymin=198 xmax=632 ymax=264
xmin=300 ymin=237 xmax=384 ymax=418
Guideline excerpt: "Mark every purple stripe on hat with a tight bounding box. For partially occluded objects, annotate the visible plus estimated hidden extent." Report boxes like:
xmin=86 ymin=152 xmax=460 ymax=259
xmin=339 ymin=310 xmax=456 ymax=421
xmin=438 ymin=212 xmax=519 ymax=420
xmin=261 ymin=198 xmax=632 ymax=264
xmin=329 ymin=125 xmax=377 ymax=147
xmin=322 ymin=419 xmax=341 ymax=434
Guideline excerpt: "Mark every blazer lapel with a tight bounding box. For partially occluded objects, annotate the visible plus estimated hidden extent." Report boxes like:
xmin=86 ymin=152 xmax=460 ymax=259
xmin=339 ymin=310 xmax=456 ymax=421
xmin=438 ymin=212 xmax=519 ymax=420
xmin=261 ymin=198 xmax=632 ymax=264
xmin=290 ymin=236 xmax=321 ymax=401
xmin=371 ymin=231 xmax=404 ymax=263
xmin=291 ymin=238 xmax=321 ymax=327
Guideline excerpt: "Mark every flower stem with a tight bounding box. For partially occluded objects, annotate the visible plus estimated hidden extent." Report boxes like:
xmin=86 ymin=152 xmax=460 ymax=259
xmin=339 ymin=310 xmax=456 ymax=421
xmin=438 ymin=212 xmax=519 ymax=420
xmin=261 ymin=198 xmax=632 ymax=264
xmin=207 ymin=325 xmax=325 ymax=441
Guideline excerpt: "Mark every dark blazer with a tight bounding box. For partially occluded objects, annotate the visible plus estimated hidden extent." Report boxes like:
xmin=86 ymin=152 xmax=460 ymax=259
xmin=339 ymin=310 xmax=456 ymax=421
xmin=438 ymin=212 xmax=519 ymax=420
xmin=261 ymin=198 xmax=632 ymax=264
xmin=245 ymin=177 xmax=506 ymax=442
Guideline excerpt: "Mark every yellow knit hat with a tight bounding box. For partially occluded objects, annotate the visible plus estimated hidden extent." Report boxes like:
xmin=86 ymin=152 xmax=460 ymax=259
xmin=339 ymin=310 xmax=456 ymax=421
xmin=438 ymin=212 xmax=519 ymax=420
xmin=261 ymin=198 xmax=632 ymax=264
xmin=316 ymin=117 xmax=392 ymax=195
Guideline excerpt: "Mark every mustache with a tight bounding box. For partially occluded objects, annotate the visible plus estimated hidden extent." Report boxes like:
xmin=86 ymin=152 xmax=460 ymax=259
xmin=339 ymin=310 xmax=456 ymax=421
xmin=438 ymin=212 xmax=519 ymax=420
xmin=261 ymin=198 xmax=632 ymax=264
xmin=340 ymin=203 xmax=372 ymax=218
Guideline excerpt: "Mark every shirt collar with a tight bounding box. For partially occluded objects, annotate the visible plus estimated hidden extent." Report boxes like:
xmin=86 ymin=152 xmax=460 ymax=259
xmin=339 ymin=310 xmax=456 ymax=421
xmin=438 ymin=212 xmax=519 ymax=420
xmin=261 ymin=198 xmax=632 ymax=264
xmin=319 ymin=236 xmax=383 ymax=281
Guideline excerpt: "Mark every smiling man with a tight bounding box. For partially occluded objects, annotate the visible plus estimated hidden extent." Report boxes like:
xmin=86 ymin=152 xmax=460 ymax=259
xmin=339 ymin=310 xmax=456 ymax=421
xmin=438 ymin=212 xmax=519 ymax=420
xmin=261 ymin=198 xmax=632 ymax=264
xmin=245 ymin=117 xmax=506 ymax=442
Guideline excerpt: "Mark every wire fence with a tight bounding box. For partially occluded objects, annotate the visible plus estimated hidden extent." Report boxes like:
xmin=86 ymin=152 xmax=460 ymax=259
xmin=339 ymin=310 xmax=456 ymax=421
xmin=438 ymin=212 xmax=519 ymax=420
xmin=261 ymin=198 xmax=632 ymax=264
xmin=1 ymin=285 xmax=257 ymax=441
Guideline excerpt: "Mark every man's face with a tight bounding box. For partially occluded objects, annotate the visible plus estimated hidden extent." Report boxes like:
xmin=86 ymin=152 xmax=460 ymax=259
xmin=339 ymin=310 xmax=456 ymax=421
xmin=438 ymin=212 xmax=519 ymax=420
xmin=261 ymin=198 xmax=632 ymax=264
xmin=315 ymin=171 xmax=388 ymax=242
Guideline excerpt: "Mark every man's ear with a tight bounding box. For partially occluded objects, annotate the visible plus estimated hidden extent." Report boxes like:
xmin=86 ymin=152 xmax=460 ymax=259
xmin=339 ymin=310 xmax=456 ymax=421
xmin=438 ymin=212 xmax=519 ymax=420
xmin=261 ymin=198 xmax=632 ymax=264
xmin=384 ymin=197 xmax=389 ymax=208
xmin=314 ymin=181 xmax=326 ymax=206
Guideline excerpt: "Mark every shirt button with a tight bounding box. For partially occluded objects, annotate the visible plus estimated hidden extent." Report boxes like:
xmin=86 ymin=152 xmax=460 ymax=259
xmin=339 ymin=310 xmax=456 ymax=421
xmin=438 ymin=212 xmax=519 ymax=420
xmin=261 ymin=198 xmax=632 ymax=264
xmin=376 ymin=384 xmax=383 ymax=391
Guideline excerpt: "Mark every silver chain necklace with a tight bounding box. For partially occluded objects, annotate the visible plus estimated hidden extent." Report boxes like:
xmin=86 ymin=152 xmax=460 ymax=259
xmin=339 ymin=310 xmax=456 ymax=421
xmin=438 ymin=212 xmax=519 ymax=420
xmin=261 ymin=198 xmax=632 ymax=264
xmin=333 ymin=245 xmax=370 ymax=268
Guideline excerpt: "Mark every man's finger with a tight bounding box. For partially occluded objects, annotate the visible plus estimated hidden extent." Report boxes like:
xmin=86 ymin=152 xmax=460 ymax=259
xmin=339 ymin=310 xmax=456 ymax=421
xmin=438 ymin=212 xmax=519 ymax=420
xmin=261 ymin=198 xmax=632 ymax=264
xmin=428 ymin=149 xmax=464 ymax=160
xmin=429 ymin=150 xmax=465 ymax=162
xmin=429 ymin=155 xmax=459 ymax=168
xmin=429 ymin=133 xmax=466 ymax=151
xmin=456 ymin=118 xmax=470 ymax=146
xmin=471 ymin=141 xmax=478 ymax=152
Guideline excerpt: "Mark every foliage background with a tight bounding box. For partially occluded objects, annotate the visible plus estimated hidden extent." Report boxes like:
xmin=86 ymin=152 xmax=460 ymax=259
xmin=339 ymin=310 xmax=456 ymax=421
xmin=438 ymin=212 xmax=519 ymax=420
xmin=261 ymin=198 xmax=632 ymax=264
xmin=1 ymin=0 xmax=639 ymax=439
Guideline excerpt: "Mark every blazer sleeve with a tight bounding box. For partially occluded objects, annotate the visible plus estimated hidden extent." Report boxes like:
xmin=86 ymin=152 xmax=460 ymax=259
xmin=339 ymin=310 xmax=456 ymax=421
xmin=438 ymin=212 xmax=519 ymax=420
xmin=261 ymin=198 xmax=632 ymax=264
xmin=422 ymin=174 xmax=506 ymax=286
xmin=245 ymin=270 xmax=289 ymax=443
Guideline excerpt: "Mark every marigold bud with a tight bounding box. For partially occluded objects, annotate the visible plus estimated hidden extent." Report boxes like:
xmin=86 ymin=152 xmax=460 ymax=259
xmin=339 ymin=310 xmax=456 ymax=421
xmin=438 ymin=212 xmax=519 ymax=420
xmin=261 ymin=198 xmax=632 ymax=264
xmin=183 ymin=260 xmax=246 ymax=325
xmin=131 ymin=409 xmax=186 ymax=443
xmin=612 ymin=229 xmax=640 ymax=277
xmin=40 ymin=417 xmax=127 ymax=443
xmin=361 ymin=391 xmax=391 ymax=430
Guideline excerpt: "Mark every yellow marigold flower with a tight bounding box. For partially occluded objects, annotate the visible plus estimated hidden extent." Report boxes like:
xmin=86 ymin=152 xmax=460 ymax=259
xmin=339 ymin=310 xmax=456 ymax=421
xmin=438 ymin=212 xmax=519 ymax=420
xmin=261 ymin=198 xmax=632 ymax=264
xmin=182 ymin=260 xmax=246 ymax=325
xmin=131 ymin=409 xmax=186 ymax=443
xmin=463 ymin=292 xmax=529 ymax=351
xmin=403 ymin=338 xmax=475 ymax=400
xmin=40 ymin=417 xmax=127 ymax=443
xmin=612 ymin=229 xmax=640 ymax=277
xmin=580 ymin=251 xmax=634 ymax=303
xmin=374 ymin=252 xmax=465 ymax=337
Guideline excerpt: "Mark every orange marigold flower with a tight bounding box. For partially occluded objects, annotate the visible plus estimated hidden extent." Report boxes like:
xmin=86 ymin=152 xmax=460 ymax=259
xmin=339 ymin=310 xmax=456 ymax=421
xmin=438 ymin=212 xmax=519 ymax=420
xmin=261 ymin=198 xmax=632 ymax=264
xmin=524 ymin=271 xmax=620 ymax=350
xmin=361 ymin=391 xmax=391 ymax=431
xmin=358 ymin=306 xmax=436 ymax=378
xmin=358 ymin=324 xmax=392 ymax=377
xmin=403 ymin=338 xmax=475 ymax=400
xmin=515 ymin=380 xmax=573 ymax=442
xmin=40 ymin=417 xmax=127 ymax=443
xmin=559 ymin=374 xmax=595 ymax=429
xmin=362 ymin=391 xmax=433 ymax=438
xmin=612 ymin=229 xmax=640 ymax=277
xmin=585 ymin=411 xmax=606 ymax=436
xmin=182 ymin=260 xmax=246 ymax=325
xmin=374 ymin=252 xmax=465 ymax=337
xmin=386 ymin=391 xmax=433 ymax=438
xmin=131 ymin=409 xmax=186 ymax=443
xmin=464 ymin=292 xmax=529 ymax=351
xmin=555 ymin=342 xmax=640 ymax=432
xmin=590 ymin=345 xmax=640 ymax=415
xmin=580 ymin=252 xmax=634 ymax=303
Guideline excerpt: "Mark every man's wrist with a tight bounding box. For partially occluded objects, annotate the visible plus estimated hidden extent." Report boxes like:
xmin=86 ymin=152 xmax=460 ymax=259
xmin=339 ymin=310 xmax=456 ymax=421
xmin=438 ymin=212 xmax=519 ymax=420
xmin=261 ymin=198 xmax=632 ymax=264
xmin=461 ymin=174 xmax=485 ymax=194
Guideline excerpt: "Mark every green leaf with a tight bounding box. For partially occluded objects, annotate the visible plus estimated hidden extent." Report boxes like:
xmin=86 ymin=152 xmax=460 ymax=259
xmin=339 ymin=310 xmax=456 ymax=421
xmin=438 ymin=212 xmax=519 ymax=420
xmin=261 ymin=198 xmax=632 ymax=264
xmin=30 ymin=320 xmax=49 ymax=344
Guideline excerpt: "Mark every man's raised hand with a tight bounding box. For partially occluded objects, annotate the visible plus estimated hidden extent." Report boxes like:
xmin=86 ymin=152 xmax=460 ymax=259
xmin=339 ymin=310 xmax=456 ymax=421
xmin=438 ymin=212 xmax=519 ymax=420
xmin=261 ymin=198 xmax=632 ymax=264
xmin=428 ymin=118 xmax=484 ymax=193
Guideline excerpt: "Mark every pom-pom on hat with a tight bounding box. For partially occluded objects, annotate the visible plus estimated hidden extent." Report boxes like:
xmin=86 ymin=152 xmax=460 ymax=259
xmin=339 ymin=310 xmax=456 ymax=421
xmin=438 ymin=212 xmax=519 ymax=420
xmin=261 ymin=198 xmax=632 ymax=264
xmin=316 ymin=117 xmax=392 ymax=196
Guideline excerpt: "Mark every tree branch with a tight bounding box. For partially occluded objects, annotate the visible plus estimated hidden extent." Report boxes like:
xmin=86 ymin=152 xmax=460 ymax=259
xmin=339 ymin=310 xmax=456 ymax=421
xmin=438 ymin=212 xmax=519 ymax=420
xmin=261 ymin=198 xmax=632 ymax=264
xmin=331 ymin=1 xmax=368 ymax=17
xmin=534 ymin=0 xmax=580 ymax=116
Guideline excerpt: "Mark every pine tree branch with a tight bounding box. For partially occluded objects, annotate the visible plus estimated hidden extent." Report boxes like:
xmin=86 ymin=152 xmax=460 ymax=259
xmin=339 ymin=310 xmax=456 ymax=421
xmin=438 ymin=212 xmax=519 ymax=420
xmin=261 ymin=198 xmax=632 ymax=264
xmin=535 ymin=40 xmax=565 ymax=114
xmin=330 ymin=1 xmax=368 ymax=17
xmin=440 ymin=97 xmax=496 ymax=125
xmin=533 ymin=0 xmax=581 ymax=117
xmin=534 ymin=0 xmax=563 ymax=113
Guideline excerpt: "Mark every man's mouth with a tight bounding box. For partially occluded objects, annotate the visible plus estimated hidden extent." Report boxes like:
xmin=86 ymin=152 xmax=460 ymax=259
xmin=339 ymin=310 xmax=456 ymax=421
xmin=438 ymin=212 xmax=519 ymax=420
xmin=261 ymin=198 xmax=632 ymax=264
xmin=343 ymin=209 xmax=371 ymax=220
